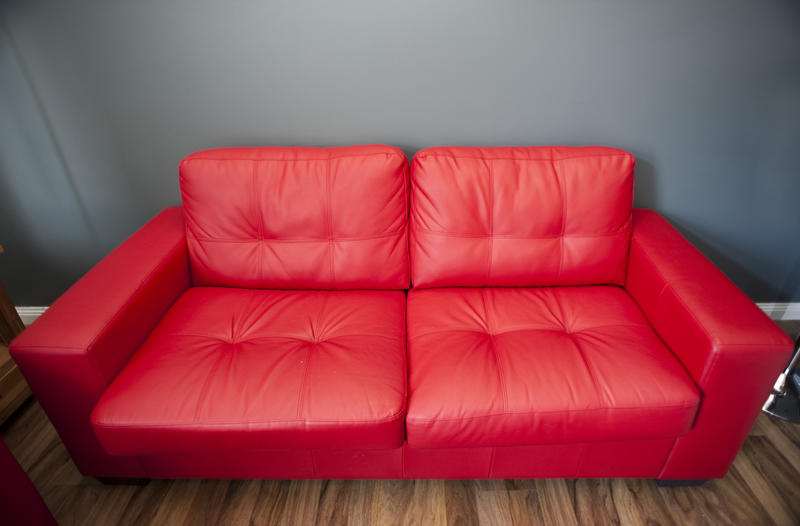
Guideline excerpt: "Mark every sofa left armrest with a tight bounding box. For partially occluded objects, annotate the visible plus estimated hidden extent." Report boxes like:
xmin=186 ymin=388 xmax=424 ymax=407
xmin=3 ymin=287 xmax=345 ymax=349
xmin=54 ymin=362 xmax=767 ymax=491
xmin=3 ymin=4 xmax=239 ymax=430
xmin=9 ymin=207 xmax=190 ymax=476
xmin=626 ymin=209 xmax=793 ymax=479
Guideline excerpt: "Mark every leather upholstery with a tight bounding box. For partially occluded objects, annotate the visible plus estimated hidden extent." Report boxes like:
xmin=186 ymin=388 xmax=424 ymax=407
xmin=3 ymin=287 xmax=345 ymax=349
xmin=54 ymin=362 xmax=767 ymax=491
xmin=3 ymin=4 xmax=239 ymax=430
xmin=406 ymin=286 xmax=700 ymax=448
xmin=180 ymin=145 xmax=409 ymax=289
xmin=9 ymin=207 xmax=187 ymax=476
xmin=136 ymin=439 xmax=676 ymax=479
xmin=9 ymin=145 xmax=791 ymax=481
xmin=91 ymin=287 xmax=407 ymax=455
xmin=626 ymin=209 xmax=793 ymax=478
xmin=410 ymin=146 xmax=634 ymax=288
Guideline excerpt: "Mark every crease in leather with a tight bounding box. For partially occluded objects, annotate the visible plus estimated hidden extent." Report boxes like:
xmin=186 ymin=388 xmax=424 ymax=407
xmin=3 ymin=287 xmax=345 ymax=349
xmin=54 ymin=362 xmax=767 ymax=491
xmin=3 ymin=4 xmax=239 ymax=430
xmin=480 ymin=290 xmax=508 ymax=412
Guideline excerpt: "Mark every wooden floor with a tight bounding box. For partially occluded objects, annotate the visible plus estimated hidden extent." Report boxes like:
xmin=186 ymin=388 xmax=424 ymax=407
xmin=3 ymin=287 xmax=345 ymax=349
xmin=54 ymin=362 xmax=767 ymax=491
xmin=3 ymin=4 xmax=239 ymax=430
xmin=2 ymin=322 xmax=799 ymax=526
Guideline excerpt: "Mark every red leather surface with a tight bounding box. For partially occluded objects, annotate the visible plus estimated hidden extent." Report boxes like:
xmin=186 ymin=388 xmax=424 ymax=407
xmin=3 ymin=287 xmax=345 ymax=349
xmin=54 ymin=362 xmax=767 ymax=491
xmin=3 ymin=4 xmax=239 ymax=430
xmin=139 ymin=448 xmax=406 ymax=479
xmin=134 ymin=439 xmax=674 ymax=479
xmin=180 ymin=145 xmax=409 ymax=289
xmin=10 ymin=207 xmax=188 ymax=476
xmin=11 ymin=149 xmax=791 ymax=481
xmin=404 ymin=439 xmax=675 ymax=479
xmin=0 ymin=438 xmax=56 ymax=525
xmin=91 ymin=287 xmax=407 ymax=455
xmin=626 ymin=209 xmax=793 ymax=479
xmin=406 ymin=286 xmax=700 ymax=448
xmin=410 ymin=146 xmax=634 ymax=288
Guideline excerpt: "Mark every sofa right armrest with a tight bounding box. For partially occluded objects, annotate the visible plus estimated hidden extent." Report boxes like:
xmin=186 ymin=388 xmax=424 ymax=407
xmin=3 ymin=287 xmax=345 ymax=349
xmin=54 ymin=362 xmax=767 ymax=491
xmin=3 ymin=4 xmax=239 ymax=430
xmin=9 ymin=207 xmax=190 ymax=476
xmin=625 ymin=209 xmax=792 ymax=479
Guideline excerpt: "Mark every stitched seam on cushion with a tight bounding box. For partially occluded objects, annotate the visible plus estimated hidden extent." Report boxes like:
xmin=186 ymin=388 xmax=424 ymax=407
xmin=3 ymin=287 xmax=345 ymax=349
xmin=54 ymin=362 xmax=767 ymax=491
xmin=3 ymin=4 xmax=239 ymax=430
xmin=182 ymin=152 xmax=405 ymax=163
xmin=188 ymin=229 xmax=405 ymax=243
xmin=550 ymin=291 xmax=605 ymax=406
xmin=480 ymin=290 xmax=508 ymax=412
xmin=296 ymin=346 xmax=314 ymax=421
xmin=488 ymin=447 xmax=496 ymax=478
xmin=325 ymin=154 xmax=336 ymax=284
xmin=414 ymin=153 xmax=632 ymax=162
xmin=555 ymin=154 xmax=567 ymax=281
xmin=406 ymin=403 xmax=699 ymax=424
xmin=487 ymin=159 xmax=494 ymax=284
xmin=569 ymin=334 xmax=605 ymax=406
xmin=192 ymin=346 xmax=231 ymax=422
xmin=297 ymin=295 xmax=322 ymax=418
xmin=251 ymin=161 xmax=265 ymax=283
xmin=551 ymin=288 xmax=570 ymax=331
xmin=94 ymin=410 xmax=407 ymax=428
xmin=410 ymin=228 xmax=627 ymax=240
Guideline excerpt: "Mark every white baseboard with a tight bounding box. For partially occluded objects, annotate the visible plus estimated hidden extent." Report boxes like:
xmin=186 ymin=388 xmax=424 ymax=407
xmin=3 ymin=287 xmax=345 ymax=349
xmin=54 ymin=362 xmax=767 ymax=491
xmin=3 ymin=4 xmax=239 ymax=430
xmin=756 ymin=303 xmax=800 ymax=321
xmin=15 ymin=306 xmax=48 ymax=326
xmin=14 ymin=302 xmax=800 ymax=326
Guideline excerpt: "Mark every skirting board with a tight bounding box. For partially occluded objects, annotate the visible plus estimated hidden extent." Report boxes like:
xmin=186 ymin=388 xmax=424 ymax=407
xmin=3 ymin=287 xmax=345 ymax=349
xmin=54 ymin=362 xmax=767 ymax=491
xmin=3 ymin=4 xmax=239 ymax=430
xmin=13 ymin=303 xmax=800 ymax=326
xmin=15 ymin=306 xmax=48 ymax=326
xmin=757 ymin=303 xmax=800 ymax=321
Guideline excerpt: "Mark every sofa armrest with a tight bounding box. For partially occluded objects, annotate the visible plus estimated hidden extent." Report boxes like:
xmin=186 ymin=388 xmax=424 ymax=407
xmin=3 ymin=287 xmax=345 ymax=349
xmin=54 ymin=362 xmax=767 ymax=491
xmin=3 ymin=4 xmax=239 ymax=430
xmin=626 ymin=209 xmax=792 ymax=478
xmin=9 ymin=207 xmax=190 ymax=476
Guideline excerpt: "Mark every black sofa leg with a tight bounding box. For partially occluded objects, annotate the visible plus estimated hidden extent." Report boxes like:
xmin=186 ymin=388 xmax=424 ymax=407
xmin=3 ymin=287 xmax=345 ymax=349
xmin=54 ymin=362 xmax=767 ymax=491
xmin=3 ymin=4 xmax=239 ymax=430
xmin=655 ymin=479 xmax=708 ymax=487
xmin=96 ymin=477 xmax=150 ymax=486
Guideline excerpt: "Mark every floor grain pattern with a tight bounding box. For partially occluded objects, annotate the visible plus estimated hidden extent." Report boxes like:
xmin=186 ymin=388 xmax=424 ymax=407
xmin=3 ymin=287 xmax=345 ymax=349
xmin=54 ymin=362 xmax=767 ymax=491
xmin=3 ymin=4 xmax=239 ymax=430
xmin=3 ymin=321 xmax=799 ymax=525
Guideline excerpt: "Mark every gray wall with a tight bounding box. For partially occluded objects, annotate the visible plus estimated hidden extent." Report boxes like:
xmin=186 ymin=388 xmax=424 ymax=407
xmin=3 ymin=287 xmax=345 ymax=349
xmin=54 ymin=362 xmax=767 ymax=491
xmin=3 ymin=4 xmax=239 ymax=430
xmin=1 ymin=0 xmax=799 ymax=305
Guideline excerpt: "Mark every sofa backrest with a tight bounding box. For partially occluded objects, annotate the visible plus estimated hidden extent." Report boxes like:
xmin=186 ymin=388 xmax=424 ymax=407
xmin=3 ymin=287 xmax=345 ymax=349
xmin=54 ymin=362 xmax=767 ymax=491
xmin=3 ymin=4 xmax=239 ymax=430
xmin=180 ymin=145 xmax=409 ymax=289
xmin=410 ymin=146 xmax=634 ymax=288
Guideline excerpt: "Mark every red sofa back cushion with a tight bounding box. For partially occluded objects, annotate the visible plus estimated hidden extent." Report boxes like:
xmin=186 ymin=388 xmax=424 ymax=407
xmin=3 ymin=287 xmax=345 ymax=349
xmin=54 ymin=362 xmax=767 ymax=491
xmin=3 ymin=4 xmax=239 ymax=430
xmin=410 ymin=146 xmax=634 ymax=288
xmin=180 ymin=145 xmax=409 ymax=289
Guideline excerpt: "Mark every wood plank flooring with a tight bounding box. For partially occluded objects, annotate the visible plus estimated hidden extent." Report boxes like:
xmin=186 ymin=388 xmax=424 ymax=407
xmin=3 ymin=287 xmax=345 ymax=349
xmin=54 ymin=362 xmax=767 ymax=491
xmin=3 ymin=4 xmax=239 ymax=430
xmin=2 ymin=321 xmax=799 ymax=525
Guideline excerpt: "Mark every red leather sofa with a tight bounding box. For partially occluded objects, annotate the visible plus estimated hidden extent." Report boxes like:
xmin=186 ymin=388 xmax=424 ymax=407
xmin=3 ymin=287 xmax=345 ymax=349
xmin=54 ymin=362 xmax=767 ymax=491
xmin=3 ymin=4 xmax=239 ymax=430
xmin=9 ymin=145 xmax=792 ymax=482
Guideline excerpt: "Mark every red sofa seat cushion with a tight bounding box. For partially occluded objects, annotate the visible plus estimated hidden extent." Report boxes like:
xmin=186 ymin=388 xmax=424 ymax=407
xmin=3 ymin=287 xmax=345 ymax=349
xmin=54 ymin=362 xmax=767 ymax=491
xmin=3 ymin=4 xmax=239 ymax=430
xmin=410 ymin=146 xmax=634 ymax=288
xmin=91 ymin=287 xmax=407 ymax=455
xmin=180 ymin=145 xmax=409 ymax=289
xmin=406 ymin=286 xmax=700 ymax=448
